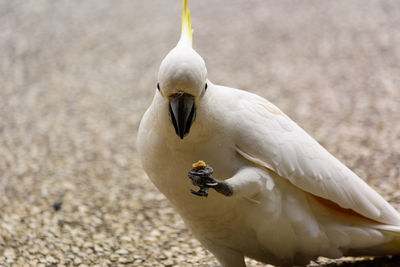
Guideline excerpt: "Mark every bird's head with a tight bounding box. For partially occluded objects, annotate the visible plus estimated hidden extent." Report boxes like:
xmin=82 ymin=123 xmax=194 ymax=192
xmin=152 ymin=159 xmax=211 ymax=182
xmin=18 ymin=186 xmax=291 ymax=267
xmin=157 ymin=0 xmax=208 ymax=139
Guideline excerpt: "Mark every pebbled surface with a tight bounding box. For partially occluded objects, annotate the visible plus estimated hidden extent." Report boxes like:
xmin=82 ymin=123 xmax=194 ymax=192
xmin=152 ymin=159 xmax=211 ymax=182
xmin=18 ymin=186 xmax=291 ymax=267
xmin=1 ymin=0 xmax=400 ymax=266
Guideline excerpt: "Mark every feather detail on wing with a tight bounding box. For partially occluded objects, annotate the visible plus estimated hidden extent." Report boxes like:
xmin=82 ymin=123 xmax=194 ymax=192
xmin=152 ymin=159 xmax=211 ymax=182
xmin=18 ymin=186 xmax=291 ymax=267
xmin=233 ymin=91 xmax=400 ymax=226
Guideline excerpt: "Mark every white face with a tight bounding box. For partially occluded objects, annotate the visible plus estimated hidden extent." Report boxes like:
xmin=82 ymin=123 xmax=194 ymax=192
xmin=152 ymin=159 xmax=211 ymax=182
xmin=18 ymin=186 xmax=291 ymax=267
xmin=157 ymin=43 xmax=208 ymax=139
xmin=157 ymin=44 xmax=208 ymax=99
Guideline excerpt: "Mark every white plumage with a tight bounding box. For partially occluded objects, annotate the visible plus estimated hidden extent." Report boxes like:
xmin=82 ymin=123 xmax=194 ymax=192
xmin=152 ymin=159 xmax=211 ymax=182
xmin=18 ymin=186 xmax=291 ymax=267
xmin=137 ymin=1 xmax=400 ymax=266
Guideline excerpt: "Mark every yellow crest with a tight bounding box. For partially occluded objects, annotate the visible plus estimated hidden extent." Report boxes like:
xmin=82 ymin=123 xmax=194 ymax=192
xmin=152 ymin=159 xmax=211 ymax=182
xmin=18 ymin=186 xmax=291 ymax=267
xmin=181 ymin=0 xmax=194 ymax=45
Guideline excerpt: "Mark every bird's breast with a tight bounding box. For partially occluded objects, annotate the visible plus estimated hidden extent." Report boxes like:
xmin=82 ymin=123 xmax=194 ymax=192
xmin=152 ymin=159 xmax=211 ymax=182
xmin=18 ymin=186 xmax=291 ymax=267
xmin=140 ymin=120 xmax=244 ymax=215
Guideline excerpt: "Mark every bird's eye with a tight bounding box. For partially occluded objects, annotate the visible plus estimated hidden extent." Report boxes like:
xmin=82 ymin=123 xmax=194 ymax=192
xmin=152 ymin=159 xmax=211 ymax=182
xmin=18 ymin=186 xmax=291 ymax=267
xmin=205 ymin=83 xmax=208 ymax=91
xmin=157 ymin=83 xmax=160 ymax=91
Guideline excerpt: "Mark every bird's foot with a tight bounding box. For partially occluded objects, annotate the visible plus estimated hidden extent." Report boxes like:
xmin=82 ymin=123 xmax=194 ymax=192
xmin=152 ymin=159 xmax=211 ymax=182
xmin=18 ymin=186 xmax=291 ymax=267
xmin=188 ymin=166 xmax=233 ymax=197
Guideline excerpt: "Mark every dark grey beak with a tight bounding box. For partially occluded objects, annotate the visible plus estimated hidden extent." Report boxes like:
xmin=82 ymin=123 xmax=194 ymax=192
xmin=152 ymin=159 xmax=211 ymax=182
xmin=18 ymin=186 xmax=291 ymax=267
xmin=169 ymin=93 xmax=196 ymax=139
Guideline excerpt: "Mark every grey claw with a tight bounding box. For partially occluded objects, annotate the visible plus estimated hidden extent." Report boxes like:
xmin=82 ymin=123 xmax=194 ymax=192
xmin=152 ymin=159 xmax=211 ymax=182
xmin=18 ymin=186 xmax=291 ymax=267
xmin=190 ymin=188 xmax=208 ymax=197
xmin=188 ymin=165 xmax=233 ymax=197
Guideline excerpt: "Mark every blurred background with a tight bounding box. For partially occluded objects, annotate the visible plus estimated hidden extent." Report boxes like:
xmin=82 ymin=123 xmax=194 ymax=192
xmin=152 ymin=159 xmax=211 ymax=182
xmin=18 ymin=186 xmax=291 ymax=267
xmin=1 ymin=0 xmax=400 ymax=266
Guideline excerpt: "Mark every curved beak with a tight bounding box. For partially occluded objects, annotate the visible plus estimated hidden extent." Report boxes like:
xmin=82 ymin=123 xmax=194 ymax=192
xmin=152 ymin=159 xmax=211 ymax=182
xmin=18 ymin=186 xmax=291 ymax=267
xmin=169 ymin=93 xmax=196 ymax=139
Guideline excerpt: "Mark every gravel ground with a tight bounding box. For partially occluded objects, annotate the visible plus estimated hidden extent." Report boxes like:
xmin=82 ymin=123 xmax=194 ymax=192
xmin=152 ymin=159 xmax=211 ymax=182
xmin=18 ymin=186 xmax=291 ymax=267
xmin=1 ymin=1 xmax=400 ymax=266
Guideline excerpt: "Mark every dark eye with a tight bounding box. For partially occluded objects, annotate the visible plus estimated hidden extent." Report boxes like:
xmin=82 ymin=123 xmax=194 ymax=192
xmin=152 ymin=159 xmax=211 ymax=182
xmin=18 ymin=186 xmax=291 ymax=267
xmin=157 ymin=83 xmax=160 ymax=91
xmin=205 ymin=83 xmax=208 ymax=90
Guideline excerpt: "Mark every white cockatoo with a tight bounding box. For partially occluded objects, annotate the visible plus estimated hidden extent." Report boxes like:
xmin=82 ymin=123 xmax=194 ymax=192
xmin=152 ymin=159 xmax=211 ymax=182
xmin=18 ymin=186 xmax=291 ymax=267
xmin=137 ymin=1 xmax=400 ymax=266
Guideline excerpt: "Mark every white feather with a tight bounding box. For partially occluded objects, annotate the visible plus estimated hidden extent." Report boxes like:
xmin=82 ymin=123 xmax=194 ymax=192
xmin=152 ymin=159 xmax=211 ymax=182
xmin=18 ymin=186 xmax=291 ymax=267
xmin=138 ymin=67 xmax=400 ymax=267
xmin=228 ymin=86 xmax=400 ymax=226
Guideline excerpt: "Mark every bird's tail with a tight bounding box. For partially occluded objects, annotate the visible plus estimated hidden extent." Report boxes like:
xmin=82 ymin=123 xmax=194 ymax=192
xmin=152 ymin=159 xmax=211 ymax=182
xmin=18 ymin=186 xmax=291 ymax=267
xmin=375 ymin=224 xmax=400 ymax=234
xmin=357 ymin=224 xmax=400 ymax=255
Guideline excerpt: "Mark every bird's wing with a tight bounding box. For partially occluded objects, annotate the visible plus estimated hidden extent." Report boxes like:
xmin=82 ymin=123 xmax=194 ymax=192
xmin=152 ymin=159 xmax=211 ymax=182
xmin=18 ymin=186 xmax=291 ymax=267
xmin=231 ymin=89 xmax=400 ymax=225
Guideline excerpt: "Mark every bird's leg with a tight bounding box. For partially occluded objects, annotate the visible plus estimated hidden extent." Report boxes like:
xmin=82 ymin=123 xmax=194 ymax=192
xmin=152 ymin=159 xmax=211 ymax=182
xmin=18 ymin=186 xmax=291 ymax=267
xmin=188 ymin=166 xmax=233 ymax=197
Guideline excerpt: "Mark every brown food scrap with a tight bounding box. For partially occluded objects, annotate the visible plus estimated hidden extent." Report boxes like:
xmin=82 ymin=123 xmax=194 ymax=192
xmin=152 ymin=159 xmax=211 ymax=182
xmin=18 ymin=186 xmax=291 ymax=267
xmin=192 ymin=160 xmax=206 ymax=171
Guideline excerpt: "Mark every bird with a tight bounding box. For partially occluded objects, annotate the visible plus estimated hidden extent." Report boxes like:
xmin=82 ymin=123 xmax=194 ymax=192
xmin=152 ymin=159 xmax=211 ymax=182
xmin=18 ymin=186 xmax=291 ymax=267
xmin=137 ymin=1 xmax=400 ymax=266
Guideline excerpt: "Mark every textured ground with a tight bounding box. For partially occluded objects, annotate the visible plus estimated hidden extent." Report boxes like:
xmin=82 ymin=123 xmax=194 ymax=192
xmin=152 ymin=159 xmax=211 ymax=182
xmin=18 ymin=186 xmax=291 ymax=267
xmin=1 ymin=0 xmax=400 ymax=266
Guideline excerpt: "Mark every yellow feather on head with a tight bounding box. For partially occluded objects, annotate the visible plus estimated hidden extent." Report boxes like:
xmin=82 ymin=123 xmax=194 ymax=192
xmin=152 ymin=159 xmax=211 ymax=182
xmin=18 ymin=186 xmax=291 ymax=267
xmin=181 ymin=0 xmax=193 ymax=45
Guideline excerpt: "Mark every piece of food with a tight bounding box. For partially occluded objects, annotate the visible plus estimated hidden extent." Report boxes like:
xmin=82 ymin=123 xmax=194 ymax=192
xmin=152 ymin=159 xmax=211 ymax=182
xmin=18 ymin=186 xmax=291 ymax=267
xmin=192 ymin=160 xmax=206 ymax=171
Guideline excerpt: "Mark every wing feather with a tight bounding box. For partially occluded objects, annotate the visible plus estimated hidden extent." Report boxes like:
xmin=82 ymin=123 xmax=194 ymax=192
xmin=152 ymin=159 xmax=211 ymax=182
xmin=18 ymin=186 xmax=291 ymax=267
xmin=230 ymin=89 xmax=400 ymax=225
